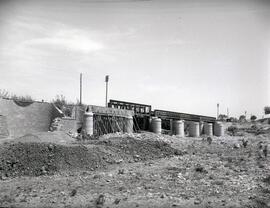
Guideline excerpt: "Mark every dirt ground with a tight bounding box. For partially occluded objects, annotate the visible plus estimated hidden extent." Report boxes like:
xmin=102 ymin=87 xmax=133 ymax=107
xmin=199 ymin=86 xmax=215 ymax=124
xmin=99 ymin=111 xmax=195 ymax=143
xmin=0 ymin=125 xmax=270 ymax=208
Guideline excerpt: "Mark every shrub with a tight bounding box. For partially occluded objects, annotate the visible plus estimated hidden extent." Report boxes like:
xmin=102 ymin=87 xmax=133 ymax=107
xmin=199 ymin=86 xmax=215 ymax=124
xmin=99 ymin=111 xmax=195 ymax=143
xmin=11 ymin=95 xmax=33 ymax=102
xmin=250 ymin=115 xmax=257 ymax=121
xmin=52 ymin=95 xmax=67 ymax=110
xmin=239 ymin=115 xmax=246 ymax=122
xmin=227 ymin=126 xmax=238 ymax=136
xmin=52 ymin=95 xmax=74 ymax=117
xmin=0 ymin=89 xmax=34 ymax=102
xmin=264 ymin=106 xmax=270 ymax=115
xmin=0 ymin=89 xmax=10 ymax=99
xmin=228 ymin=117 xmax=238 ymax=122
xmin=218 ymin=114 xmax=228 ymax=121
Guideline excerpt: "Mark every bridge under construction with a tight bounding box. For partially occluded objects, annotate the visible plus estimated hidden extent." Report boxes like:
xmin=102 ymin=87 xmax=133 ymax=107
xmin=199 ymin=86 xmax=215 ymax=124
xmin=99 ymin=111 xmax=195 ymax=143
xmin=108 ymin=99 xmax=218 ymax=136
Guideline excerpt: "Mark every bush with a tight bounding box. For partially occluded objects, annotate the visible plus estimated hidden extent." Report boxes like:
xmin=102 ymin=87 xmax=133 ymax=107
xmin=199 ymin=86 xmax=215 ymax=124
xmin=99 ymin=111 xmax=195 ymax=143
xmin=52 ymin=95 xmax=74 ymax=117
xmin=11 ymin=95 xmax=33 ymax=102
xmin=228 ymin=117 xmax=238 ymax=122
xmin=264 ymin=106 xmax=270 ymax=115
xmin=0 ymin=89 xmax=10 ymax=99
xmin=227 ymin=126 xmax=238 ymax=136
xmin=52 ymin=95 xmax=67 ymax=109
xmin=218 ymin=114 xmax=228 ymax=121
xmin=250 ymin=115 xmax=257 ymax=121
xmin=239 ymin=115 xmax=246 ymax=122
xmin=0 ymin=89 xmax=34 ymax=102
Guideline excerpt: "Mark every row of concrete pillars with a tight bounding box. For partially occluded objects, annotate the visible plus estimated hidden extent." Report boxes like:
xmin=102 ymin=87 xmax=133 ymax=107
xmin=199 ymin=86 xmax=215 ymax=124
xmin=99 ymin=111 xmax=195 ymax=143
xmin=82 ymin=112 xmax=224 ymax=137
xmin=150 ymin=117 xmax=224 ymax=137
xmin=82 ymin=112 xmax=133 ymax=136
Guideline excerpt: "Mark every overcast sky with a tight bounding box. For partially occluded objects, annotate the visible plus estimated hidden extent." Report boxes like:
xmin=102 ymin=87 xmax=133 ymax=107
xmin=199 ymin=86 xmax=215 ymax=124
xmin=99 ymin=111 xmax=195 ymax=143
xmin=0 ymin=0 xmax=269 ymax=118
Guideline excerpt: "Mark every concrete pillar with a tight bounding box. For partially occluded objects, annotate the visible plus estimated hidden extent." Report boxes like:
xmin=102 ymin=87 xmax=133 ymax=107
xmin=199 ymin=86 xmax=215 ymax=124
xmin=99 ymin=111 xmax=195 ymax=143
xmin=214 ymin=122 xmax=224 ymax=137
xmin=189 ymin=122 xmax=200 ymax=137
xmin=151 ymin=117 xmax=162 ymax=134
xmin=173 ymin=120 xmax=185 ymax=137
xmin=204 ymin=123 xmax=213 ymax=136
xmin=124 ymin=115 xmax=133 ymax=133
xmin=82 ymin=112 xmax=94 ymax=136
xmin=75 ymin=106 xmax=84 ymax=131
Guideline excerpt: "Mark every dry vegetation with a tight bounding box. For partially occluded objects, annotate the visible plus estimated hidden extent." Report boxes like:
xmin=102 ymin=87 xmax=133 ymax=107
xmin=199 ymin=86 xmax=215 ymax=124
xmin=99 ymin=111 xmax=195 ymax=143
xmin=0 ymin=89 xmax=34 ymax=102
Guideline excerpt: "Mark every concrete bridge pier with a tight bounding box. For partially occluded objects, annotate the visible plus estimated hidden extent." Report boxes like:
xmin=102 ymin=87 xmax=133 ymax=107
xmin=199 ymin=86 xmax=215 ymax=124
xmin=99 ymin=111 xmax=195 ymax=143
xmin=204 ymin=123 xmax=213 ymax=136
xmin=151 ymin=117 xmax=162 ymax=134
xmin=173 ymin=120 xmax=185 ymax=137
xmin=189 ymin=122 xmax=200 ymax=137
xmin=124 ymin=115 xmax=133 ymax=133
xmin=82 ymin=111 xmax=94 ymax=136
xmin=214 ymin=122 xmax=224 ymax=136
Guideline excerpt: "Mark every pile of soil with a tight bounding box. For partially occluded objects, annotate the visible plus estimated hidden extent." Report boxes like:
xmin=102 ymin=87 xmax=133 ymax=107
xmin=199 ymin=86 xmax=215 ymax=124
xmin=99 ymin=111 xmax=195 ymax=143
xmin=0 ymin=142 xmax=107 ymax=178
xmin=94 ymin=137 xmax=183 ymax=161
xmin=0 ymin=136 xmax=180 ymax=178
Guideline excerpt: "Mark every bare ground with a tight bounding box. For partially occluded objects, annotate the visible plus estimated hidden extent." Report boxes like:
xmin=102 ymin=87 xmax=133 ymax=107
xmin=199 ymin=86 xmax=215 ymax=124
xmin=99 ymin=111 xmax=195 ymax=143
xmin=0 ymin=130 xmax=270 ymax=208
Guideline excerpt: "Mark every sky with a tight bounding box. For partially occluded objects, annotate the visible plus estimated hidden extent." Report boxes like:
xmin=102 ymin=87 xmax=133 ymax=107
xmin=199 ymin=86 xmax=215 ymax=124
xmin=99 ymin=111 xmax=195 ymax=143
xmin=0 ymin=0 xmax=269 ymax=118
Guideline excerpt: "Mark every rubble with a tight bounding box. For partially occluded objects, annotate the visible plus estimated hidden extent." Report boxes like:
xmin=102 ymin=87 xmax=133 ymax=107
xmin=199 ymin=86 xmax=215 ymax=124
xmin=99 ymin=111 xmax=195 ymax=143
xmin=241 ymin=138 xmax=248 ymax=148
xmin=207 ymin=136 xmax=212 ymax=145
xmin=49 ymin=117 xmax=62 ymax=131
xmin=96 ymin=194 xmax=105 ymax=207
xmin=234 ymin=143 xmax=240 ymax=149
xmin=70 ymin=189 xmax=77 ymax=197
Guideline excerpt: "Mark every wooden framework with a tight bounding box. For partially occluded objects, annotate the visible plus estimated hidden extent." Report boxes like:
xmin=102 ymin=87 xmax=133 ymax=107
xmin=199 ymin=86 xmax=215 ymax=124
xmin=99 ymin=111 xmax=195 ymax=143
xmin=108 ymin=99 xmax=151 ymax=116
xmin=108 ymin=99 xmax=151 ymax=131
xmin=153 ymin=109 xmax=216 ymax=123
xmin=93 ymin=114 xmax=127 ymax=136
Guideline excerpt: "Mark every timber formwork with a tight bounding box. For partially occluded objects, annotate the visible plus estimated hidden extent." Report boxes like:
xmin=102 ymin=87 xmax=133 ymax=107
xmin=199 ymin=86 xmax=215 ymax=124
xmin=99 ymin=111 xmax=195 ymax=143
xmin=74 ymin=105 xmax=134 ymax=136
xmin=108 ymin=99 xmax=151 ymax=131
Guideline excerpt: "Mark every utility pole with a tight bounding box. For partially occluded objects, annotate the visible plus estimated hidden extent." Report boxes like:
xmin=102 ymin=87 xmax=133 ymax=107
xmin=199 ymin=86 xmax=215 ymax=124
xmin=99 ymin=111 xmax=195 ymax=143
xmin=105 ymin=75 xmax=109 ymax=107
xmin=227 ymin=107 xmax=229 ymax=118
xmin=217 ymin=103 xmax=219 ymax=119
xmin=80 ymin=73 xmax=82 ymax=105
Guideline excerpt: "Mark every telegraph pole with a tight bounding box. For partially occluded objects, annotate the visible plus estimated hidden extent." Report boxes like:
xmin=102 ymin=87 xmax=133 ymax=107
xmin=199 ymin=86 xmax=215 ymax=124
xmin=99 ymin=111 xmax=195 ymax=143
xmin=80 ymin=73 xmax=82 ymax=105
xmin=105 ymin=75 xmax=109 ymax=107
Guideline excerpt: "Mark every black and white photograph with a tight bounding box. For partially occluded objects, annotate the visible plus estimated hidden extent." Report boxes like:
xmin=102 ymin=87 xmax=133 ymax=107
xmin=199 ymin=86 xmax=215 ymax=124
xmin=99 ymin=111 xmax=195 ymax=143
xmin=0 ymin=0 xmax=270 ymax=207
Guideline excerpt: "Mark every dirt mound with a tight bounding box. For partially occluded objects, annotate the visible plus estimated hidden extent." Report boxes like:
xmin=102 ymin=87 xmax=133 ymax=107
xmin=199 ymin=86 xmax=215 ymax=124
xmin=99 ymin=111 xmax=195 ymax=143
xmin=17 ymin=132 xmax=76 ymax=144
xmin=0 ymin=136 xmax=180 ymax=178
xmin=94 ymin=137 xmax=182 ymax=160
xmin=0 ymin=142 xmax=106 ymax=178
